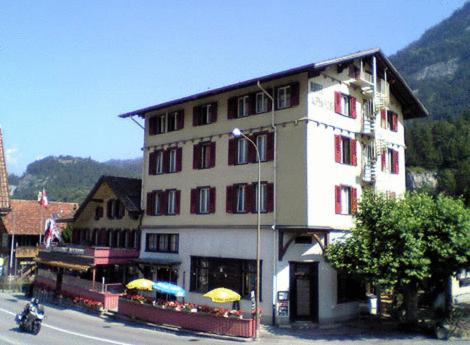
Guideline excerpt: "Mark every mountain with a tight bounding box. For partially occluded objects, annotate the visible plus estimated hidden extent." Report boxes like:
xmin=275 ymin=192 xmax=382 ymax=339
xmin=8 ymin=156 xmax=142 ymax=203
xmin=390 ymin=2 xmax=470 ymax=120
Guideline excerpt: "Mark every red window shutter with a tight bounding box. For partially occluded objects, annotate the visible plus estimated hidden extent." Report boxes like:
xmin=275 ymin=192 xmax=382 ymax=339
xmin=228 ymin=138 xmax=236 ymax=165
xmin=334 ymin=135 xmax=341 ymax=163
xmin=266 ymin=132 xmax=274 ymax=161
xmin=175 ymin=190 xmax=181 ymax=215
xmin=392 ymin=112 xmax=398 ymax=132
xmin=176 ymin=147 xmax=182 ymax=172
xmin=210 ymin=142 xmax=216 ymax=168
xmin=211 ymin=102 xmax=218 ymax=123
xmin=227 ymin=97 xmax=237 ymax=119
xmin=163 ymin=149 xmax=170 ymax=173
xmin=226 ymin=185 xmax=234 ymax=213
xmin=290 ymin=82 xmax=299 ymax=107
xmin=350 ymin=96 xmax=357 ymax=118
xmin=381 ymin=109 xmax=386 ymax=127
xmin=193 ymin=106 xmax=200 ymax=126
xmin=148 ymin=151 xmax=156 ymax=175
xmin=149 ymin=116 xmax=157 ymax=135
xmin=248 ymin=135 xmax=256 ymax=163
xmin=351 ymin=187 xmax=357 ymax=213
xmin=267 ymin=182 xmax=274 ymax=213
xmin=161 ymin=191 xmax=168 ymax=215
xmin=177 ymin=109 xmax=184 ymax=130
xmin=244 ymin=183 xmax=252 ymax=213
xmin=190 ymin=188 xmax=197 ymax=214
xmin=351 ymin=139 xmax=357 ymax=166
xmin=209 ymin=187 xmax=216 ymax=213
xmin=193 ymin=144 xmax=200 ymax=169
xmin=393 ymin=150 xmax=399 ymax=174
xmin=267 ymin=88 xmax=273 ymax=111
xmin=146 ymin=192 xmax=155 ymax=216
xmin=335 ymin=186 xmax=341 ymax=214
xmin=381 ymin=151 xmax=386 ymax=171
xmin=334 ymin=92 xmax=341 ymax=113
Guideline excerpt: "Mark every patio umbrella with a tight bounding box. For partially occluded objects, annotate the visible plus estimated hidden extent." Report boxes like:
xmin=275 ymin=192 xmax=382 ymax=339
xmin=152 ymin=281 xmax=186 ymax=297
xmin=126 ymin=278 xmax=153 ymax=291
xmin=203 ymin=288 xmax=241 ymax=303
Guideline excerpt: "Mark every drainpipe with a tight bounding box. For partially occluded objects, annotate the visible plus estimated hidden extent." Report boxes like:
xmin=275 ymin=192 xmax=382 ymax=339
xmin=256 ymin=81 xmax=277 ymax=326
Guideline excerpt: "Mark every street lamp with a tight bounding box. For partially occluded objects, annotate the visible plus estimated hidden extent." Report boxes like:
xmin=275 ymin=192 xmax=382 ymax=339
xmin=231 ymin=127 xmax=261 ymax=339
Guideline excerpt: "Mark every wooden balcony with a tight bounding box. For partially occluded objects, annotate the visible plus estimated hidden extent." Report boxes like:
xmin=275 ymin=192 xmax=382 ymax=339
xmin=15 ymin=246 xmax=39 ymax=258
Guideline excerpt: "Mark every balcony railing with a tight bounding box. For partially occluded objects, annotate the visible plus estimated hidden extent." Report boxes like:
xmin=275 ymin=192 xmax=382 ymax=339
xmin=362 ymin=163 xmax=376 ymax=183
xmin=39 ymin=244 xmax=139 ymax=265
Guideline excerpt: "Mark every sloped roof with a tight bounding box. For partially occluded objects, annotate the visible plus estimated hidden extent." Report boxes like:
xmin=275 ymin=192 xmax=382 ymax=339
xmin=119 ymin=48 xmax=428 ymax=120
xmin=73 ymin=175 xmax=142 ymax=221
xmin=0 ymin=200 xmax=78 ymax=235
xmin=0 ymin=128 xmax=10 ymax=213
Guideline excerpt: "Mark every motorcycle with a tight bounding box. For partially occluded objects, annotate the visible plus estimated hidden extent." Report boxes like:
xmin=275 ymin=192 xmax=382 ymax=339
xmin=15 ymin=303 xmax=45 ymax=335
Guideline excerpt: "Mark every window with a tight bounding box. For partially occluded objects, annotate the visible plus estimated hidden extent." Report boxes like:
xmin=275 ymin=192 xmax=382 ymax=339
xmin=193 ymin=103 xmax=217 ymax=126
xmin=94 ymin=207 xmax=103 ymax=220
xmin=337 ymin=271 xmax=364 ymax=303
xmin=146 ymin=233 xmax=178 ymax=253
xmin=237 ymin=138 xmax=248 ymax=164
xmin=191 ymin=187 xmax=216 ymax=214
xmin=156 ymin=150 xmax=164 ymax=174
xmin=381 ymin=110 xmax=398 ymax=131
xmin=253 ymin=182 xmax=267 ymax=213
xmin=256 ymin=92 xmax=269 ymax=113
xmin=149 ymin=110 xmax=184 ymax=135
xmin=335 ymin=185 xmax=357 ymax=215
xmin=237 ymin=96 xmax=250 ymax=117
xmin=167 ymin=111 xmax=179 ymax=132
xmin=168 ymin=148 xmax=177 ymax=173
xmin=146 ymin=189 xmax=180 ymax=216
xmin=309 ymin=82 xmax=323 ymax=92
xmin=277 ymin=85 xmax=291 ymax=109
xmin=149 ymin=148 xmax=182 ymax=175
xmin=255 ymin=134 xmax=267 ymax=162
xmin=335 ymin=135 xmax=357 ymax=166
xmin=193 ymin=142 xmax=215 ymax=169
xmin=199 ymin=187 xmax=210 ymax=214
xmin=156 ymin=114 xmax=166 ymax=134
xmin=167 ymin=190 xmax=176 ymax=215
xmin=190 ymin=256 xmax=261 ymax=299
xmin=383 ymin=148 xmax=399 ymax=174
xmin=334 ymin=92 xmax=356 ymax=118
xmin=200 ymin=143 xmax=212 ymax=169
xmin=235 ymin=184 xmax=246 ymax=213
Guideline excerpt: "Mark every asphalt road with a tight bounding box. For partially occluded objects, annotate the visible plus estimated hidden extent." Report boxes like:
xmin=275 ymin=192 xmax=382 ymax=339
xmin=0 ymin=292 xmax=467 ymax=345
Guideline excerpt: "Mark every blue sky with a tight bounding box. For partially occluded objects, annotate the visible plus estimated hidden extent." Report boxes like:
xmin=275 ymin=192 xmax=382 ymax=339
xmin=0 ymin=0 xmax=467 ymax=175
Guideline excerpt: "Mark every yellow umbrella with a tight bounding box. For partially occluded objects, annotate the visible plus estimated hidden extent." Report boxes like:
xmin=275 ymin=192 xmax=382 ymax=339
xmin=203 ymin=288 xmax=241 ymax=303
xmin=126 ymin=278 xmax=153 ymax=291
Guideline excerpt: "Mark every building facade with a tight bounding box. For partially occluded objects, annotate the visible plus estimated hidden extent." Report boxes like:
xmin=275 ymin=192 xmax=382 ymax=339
xmin=119 ymin=49 xmax=427 ymax=324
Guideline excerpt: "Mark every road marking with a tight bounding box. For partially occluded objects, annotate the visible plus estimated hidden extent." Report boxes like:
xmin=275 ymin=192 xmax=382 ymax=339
xmin=0 ymin=307 xmax=134 ymax=345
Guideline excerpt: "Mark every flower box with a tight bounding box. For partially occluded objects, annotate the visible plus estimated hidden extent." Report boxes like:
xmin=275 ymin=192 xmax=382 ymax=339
xmin=118 ymin=298 xmax=255 ymax=338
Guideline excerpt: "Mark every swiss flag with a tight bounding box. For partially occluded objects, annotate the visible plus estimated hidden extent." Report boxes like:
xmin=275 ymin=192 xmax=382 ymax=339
xmin=37 ymin=188 xmax=48 ymax=208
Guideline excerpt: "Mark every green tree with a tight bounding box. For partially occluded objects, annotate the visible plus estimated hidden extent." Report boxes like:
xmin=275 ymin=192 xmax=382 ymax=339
xmin=326 ymin=192 xmax=470 ymax=325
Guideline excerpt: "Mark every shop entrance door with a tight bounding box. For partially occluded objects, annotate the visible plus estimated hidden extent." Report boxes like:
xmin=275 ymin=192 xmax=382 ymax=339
xmin=289 ymin=262 xmax=318 ymax=322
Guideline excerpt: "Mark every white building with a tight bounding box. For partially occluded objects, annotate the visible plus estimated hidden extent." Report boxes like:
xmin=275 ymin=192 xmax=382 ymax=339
xmin=119 ymin=48 xmax=427 ymax=324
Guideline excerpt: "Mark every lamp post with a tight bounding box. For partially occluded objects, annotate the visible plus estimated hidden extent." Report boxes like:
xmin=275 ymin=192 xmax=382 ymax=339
xmin=232 ymin=127 xmax=261 ymax=339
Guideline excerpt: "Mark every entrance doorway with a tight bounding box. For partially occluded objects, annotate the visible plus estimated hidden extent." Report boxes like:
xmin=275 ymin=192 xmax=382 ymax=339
xmin=289 ymin=262 xmax=318 ymax=322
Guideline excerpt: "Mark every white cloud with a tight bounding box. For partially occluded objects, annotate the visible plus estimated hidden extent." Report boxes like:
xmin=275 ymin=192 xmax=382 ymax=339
xmin=5 ymin=147 xmax=21 ymax=174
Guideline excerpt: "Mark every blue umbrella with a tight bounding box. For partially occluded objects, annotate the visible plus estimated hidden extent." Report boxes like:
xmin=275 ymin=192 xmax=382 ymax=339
xmin=152 ymin=281 xmax=186 ymax=297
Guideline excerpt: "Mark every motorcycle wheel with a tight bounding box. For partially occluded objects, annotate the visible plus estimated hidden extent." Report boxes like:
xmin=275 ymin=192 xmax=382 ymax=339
xmin=32 ymin=321 xmax=41 ymax=335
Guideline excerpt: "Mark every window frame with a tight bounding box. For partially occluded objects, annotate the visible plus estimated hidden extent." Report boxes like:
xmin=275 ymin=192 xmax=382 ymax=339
xmin=167 ymin=111 xmax=179 ymax=132
xmin=253 ymin=182 xmax=267 ymax=213
xmin=237 ymin=95 xmax=250 ymax=118
xmin=235 ymin=184 xmax=246 ymax=213
xmin=340 ymin=185 xmax=352 ymax=215
xmin=200 ymin=104 xmax=212 ymax=125
xmin=168 ymin=148 xmax=177 ymax=173
xmin=277 ymin=85 xmax=291 ymax=109
xmin=198 ymin=187 xmax=210 ymax=214
xmin=236 ymin=138 xmax=248 ymax=165
xmin=167 ymin=189 xmax=177 ymax=215
xmin=155 ymin=150 xmax=164 ymax=174
xmin=255 ymin=92 xmax=268 ymax=114
xmin=146 ymin=233 xmax=179 ymax=253
xmin=200 ymin=142 xmax=212 ymax=169
xmin=255 ymin=134 xmax=267 ymax=162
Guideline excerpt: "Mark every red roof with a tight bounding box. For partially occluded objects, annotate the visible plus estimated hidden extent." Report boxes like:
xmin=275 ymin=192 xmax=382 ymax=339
xmin=0 ymin=200 xmax=78 ymax=235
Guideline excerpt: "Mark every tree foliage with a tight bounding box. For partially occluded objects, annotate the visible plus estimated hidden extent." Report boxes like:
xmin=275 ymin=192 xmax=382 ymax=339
xmin=326 ymin=191 xmax=470 ymax=319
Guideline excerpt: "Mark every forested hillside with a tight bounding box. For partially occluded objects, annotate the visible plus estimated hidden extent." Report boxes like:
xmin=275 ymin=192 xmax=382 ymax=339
xmin=8 ymin=156 xmax=142 ymax=203
xmin=405 ymin=112 xmax=470 ymax=205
